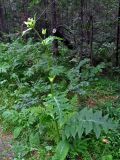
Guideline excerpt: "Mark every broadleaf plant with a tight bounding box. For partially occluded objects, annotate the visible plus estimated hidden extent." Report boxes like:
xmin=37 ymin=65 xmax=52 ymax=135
xmin=0 ymin=25 xmax=118 ymax=159
xmin=64 ymin=107 xmax=117 ymax=139
xmin=52 ymin=140 xmax=70 ymax=160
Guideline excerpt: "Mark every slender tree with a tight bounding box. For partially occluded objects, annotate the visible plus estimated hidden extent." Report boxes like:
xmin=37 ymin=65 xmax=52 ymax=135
xmin=51 ymin=0 xmax=59 ymax=56
xmin=116 ymin=0 xmax=120 ymax=66
xmin=0 ymin=1 xmax=4 ymax=32
xmin=43 ymin=0 xmax=49 ymax=33
xmin=89 ymin=14 xmax=93 ymax=65
xmin=88 ymin=0 xmax=94 ymax=65
xmin=79 ymin=0 xmax=84 ymax=60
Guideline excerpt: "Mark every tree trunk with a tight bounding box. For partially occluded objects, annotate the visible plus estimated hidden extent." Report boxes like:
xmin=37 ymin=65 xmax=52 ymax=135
xmin=44 ymin=0 xmax=48 ymax=27
xmin=89 ymin=15 xmax=93 ymax=65
xmin=51 ymin=0 xmax=59 ymax=56
xmin=0 ymin=2 xmax=4 ymax=32
xmin=21 ymin=0 xmax=29 ymax=31
xmin=116 ymin=0 xmax=120 ymax=67
xmin=80 ymin=0 xmax=84 ymax=60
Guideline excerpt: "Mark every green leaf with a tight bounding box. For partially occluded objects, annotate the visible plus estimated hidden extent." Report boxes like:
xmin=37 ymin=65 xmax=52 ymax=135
xmin=85 ymin=121 xmax=93 ymax=135
xmin=52 ymin=140 xmax=70 ymax=160
xmin=70 ymin=123 xmax=76 ymax=138
xmin=13 ymin=127 xmax=23 ymax=139
xmin=29 ymin=132 xmax=40 ymax=147
xmin=102 ymin=155 xmax=113 ymax=160
xmin=77 ymin=122 xmax=84 ymax=139
xmin=65 ymin=108 xmax=117 ymax=139
xmin=94 ymin=124 xmax=101 ymax=139
xmin=64 ymin=125 xmax=71 ymax=138
xmin=42 ymin=36 xmax=63 ymax=45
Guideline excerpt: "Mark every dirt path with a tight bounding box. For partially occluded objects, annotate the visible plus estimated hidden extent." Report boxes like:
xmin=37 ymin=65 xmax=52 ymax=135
xmin=0 ymin=127 xmax=14 ymax=160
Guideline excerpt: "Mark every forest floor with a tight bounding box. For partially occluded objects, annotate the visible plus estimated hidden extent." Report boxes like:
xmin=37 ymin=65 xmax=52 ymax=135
xmin=0 ymin=127 xmax=14 ymax=160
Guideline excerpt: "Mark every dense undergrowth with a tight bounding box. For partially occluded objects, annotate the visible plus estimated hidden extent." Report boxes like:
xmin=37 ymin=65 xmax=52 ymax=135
xmin=0 ymin=38 xmax=119 ymax=160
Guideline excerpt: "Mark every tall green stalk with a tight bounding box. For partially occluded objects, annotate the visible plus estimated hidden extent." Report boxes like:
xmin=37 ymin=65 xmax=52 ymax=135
xmin=49 ymin=79 xmax=61 ymax=142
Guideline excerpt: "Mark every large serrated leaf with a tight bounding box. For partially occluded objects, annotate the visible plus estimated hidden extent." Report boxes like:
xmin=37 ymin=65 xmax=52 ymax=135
xmin=70 ymin=123 xmax=76 ymax=138
xmin=65 ymin=125 xmax=71 ymax=138
xmin=85 ymin=121 xmax=93 ymax=135
xmin=94 ymin=124 xmax=101 ymax=139
xmin=52 ymin=140 xmax=70 ymax=160
xmin=65 ymin=107 xmax=117 ymax=139
xmin=77 ymin=121 xmax=84 ymax=139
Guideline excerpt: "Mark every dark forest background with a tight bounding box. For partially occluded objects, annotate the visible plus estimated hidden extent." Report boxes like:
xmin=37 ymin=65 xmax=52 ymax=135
xmin=0 ymin=0 xmax=120 ymax=66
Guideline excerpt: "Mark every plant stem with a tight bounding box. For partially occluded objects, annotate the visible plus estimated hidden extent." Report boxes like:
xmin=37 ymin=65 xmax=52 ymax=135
xmin=34 ymin=28 xmax=42 ymax=41
xmin=51 ymin=82 xmax=54 ymax=96
xmin=50 ymin=78 xmax=60 ymax=142
xmin=50 ymin=81 xmax=60 ymax=142
xmin=54 ymin=119 xmax=61 ymax=142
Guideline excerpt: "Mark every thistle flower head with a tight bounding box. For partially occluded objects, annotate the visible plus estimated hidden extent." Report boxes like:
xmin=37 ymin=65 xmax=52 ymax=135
xmin=24 ymin=17 xmax=36 ymax=29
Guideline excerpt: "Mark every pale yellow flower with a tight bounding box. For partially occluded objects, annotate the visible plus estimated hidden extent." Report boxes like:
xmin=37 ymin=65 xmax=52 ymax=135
xmin=42 ymin=28 xmax=47 ymax=35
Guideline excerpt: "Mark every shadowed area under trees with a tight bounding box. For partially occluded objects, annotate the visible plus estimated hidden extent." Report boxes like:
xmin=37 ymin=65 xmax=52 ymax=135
xmin=0 ymin=0 xmax=119 ymax=65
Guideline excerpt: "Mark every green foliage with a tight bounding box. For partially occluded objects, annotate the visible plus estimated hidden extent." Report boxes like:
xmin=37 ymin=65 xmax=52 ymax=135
xmin=102 ymin=155 xmax=113 ymax=160
xmin=52 ymin=141 xmax=70 ymax=160
xmin=14 ymin=127 xmax=23 ymax=139
xmin=42 ymin=36 xmax=63 ymax=46
xmin=95 ymin=42 xmax=115 ymax=63
xmin=0 ymin=38 xmax=118 ymax=159
xmin=64 ymin=107 xmax=116 ymax=139
xmin=30 ymin=0 xmax=41 ymax=5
